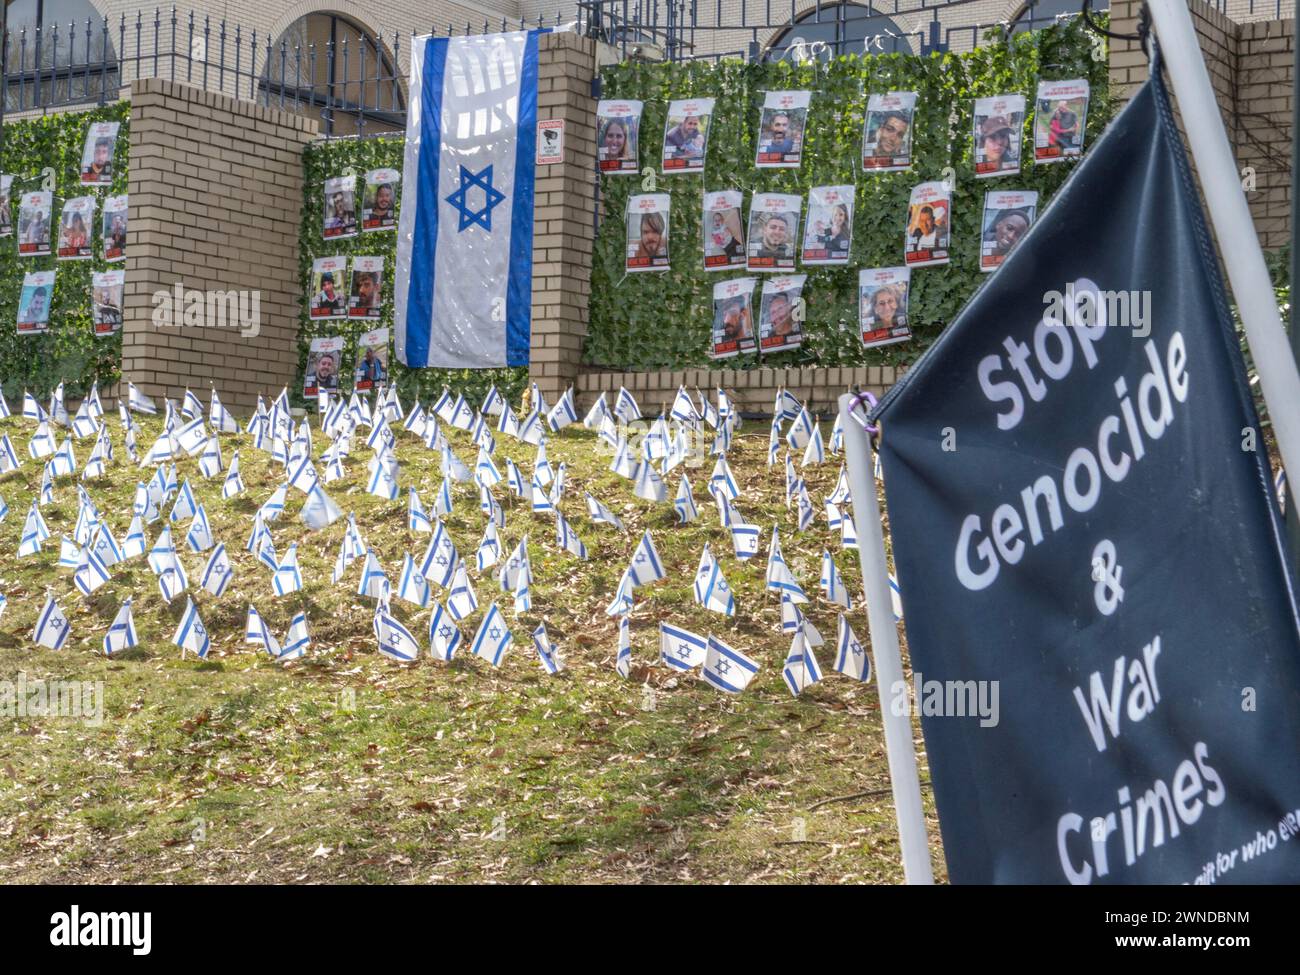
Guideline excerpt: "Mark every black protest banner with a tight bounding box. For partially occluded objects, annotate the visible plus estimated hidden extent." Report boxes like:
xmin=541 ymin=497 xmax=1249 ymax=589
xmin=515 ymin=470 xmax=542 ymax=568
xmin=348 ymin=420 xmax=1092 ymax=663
xmin=871 ymin=62 xmax=1300 ymax=884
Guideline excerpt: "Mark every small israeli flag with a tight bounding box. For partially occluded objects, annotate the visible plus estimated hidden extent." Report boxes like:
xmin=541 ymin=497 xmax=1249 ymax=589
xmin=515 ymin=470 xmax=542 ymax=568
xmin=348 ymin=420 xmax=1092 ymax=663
xmin=201 ymin=542 xmax=234 ymax=597
xmin=671 ymin=476 xmax=697 ymax=525
xmin=174 ymin=417 xmax=207 ymax=457
xmin=23 ymin=390 xmax=48 ymax=422
xmin=301 ymin=485 xmax=343 ymax=531
xmin=102 ymin=598 xmax=139 ymax=656
xmin=122 ymin=515 xmax=147 ymax=559
xmin=73 ymin=546 xmax=112 ymax=596
xmin=555 ymin=511 xmax=588 ymax=560
xmin=470 ymin=603 xmax=513 ymax=667
xmin=210 ymin=389 xmax=239 ymax=433
xmin=889 ymin=572 xmax=903 ymax=621
xmin=280 ymin=612 xmax=311 ymax=661
xmin=796 ymin=484 xmax=815 ymax=532
xmin=245 ymin=605 xmax=281 ymax=657
xmin=820 ymin=550 xmax=851 ymax=609
xmin=497 ymin=403 xmax=521 ymax=439
xmin=421 ymin=520 xmax=460 ymax=589
xmin=782 ymin=623 xmax=824 ymax=697
xmin=786 ymin=406 xmax=814 ymax=451
xmin=671 ymin=386 xmax=700 ymax=425
xmin=547 ymin=387 xmax=579 ymax=432
xmin=633 ymin=461 xmax=667 ymax=503
xmin=497 ymin=534 xmax=530 ymax=594
xmin=605 ymin=570 xmax=635 ymax=618
xmin=693 ymin=545 xmax=735 ymax=617
xmin=841 ymin=512 xmax=859 ymax=551
xmin=408 ymin=488 xmax=433 ymax=533
xmin=766 ymin=528 xmax=808 ymax=603
xmin=780 ymin=592 xmax=825 ymax=646
xmin=517 ymin=410 xmax=545 ymax=446
xmin=475 ymin=449 xmax=503 ymax=488
xmin=585 ymin=492 xmax=625 ymax=532
xmin=609 ymin=438 xmax=637 ymax=479
xmin=272 ymin=542 xmax=304 ymax=597
xmin=28 ymin=421 xmax=56 ymax=459
xmin=642 ymin=416 xmax=669 ymax=461
xmin=583 ymin=392 xmax=609 ymax=429
xmin=429 ymin=601 xmax=462 ymax=662
xmin=801 ymin=422 xmax=825 ymax=467
xmin=626 ymin=530 xmax=665 ymax=588
xmin=357 ymin=549 xmax=390 ymax=600
xmin=614 ymin=386 xmax=641 ymax=423
xmin=702 ymin=636 xmax=760 ymax=694
xmin=169 ymin=479 xmax=198 ymax=523
xmin=834 ymin=614 xmax=871 ymax=682
xmin=659 ymin=622 xmax=707 ymax=671
xmin=71 ymin=400 xmax=98 ymax=439
xmin=730 ymin=520 xmax=761 ymax=560
xmin=222 ymin=452 xmax=246 ymax=498
xmin=477 ymin=520 xmax=502 ymax=571
xmin=173 ymin=597 xmax=211 ymax=659
xmin=287 ymin=456 xmax=320 ymax=495
xmin=433 ymin=477 xmax=455 ymax=517
xmin=710 ymin=455 xmax=739 ymax=500
xmin=481 ymin=385 xmax=505 ymax=417
xmin=397 ymin=553 xmax=432 ymax=608
xmin=374 ymin=601 xmax=422 ymax=662
xmin=774 ymin=388 xmax=801 ymax=422
xmin=185 ymin=504 xmax=214 ymax=553
xmin=19 ymin=501 xmax=50 ymax=556
xmin=59 ymin=535 xmax=82 ymax=570
xmin=403 ymin=402 xmax=428 ymax=437
xmin=615 ymin=615 xmax=632 ymax=679
xmin=447 ymin=563 xmax=479 ymax=621
xmin=33 ymin=593 xmax=71 ymax=650
xmin=0 ymin=433 xmax=21 ymax=473
xmin=128 ymin=382 xmax=158 ymax=415
xmin=532 ymin=623 xmax=564 ymax=675
xmin=366 ymin=462 xmax=400 ymax=501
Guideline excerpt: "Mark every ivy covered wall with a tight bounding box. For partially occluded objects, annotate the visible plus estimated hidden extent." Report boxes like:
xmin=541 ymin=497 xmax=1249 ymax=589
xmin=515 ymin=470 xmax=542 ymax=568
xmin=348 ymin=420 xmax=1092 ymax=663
xmin=0 ymin=101 xmax=130 ymax=401
xmin=298 ymin=139 xmax=528 ymax=410
xmin=587 ymin=18 xmax=1113 ymax=373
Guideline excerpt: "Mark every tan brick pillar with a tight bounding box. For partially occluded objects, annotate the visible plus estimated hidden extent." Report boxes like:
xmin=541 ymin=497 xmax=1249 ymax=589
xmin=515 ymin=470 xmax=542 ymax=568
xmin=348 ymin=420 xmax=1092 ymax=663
xmin=121 ymin=79 xmax=318 ymax=414
xmin=529 ymin=32 xmax=600 ymax=405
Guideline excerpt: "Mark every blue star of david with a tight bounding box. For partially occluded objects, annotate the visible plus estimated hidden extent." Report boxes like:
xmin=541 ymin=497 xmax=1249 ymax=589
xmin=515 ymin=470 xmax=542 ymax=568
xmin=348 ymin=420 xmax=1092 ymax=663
xmin=636 ymin=553 xmax=647 ymax=564
xmin=677 ymin=644 xmax=692 ymax=659
xmin=436 ymin=555 xmax=449 ymax=567
xmin=716 ymin=659 xmax=731 ymax=675
xmin=439 ymin=625 xmax=454 ymax=639
xmin=445 ymin=165 xmax=506 ymax=232
xmin=489 ymin=627 xmax=502 ymax=640
xmin=851 ymin=641 xmax=864 ymax=657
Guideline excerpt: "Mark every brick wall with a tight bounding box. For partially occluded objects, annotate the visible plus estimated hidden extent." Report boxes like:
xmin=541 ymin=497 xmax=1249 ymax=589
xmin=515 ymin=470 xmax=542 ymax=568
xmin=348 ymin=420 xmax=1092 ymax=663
xmin=529 ymin=31 xmax=601 ymax=405
xmin=119 ymin=78 xmax=319 ymax=413
xmin=1110 ymin=0 xmax=1294 ymax=252
xmin=577 ymin=364 xmax=903 ymax=417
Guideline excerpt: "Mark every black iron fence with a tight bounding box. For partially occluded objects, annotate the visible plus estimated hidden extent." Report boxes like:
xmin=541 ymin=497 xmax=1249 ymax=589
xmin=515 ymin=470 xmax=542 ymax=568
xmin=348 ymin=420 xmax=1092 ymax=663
xmin=2 ymin=1 xmax=1292 ymax=132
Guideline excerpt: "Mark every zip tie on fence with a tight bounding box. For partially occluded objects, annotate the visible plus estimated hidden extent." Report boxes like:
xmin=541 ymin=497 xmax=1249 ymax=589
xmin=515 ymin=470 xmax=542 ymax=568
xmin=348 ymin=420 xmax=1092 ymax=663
xmin=847 ymin=389 xmax=879 ymax=438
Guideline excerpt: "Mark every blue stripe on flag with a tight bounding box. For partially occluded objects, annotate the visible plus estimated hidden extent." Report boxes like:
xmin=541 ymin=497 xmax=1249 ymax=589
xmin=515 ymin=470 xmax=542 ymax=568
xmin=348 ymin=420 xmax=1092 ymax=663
xmin=404 ymin=37 xmax=449 ymax=369
xmin=505 ymin=30 xmax=541 ymax=367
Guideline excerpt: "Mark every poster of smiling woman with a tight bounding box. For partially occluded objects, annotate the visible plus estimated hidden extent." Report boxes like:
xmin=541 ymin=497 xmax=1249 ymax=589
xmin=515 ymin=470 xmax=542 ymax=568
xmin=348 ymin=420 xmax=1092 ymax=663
xmin=858 ymin=266 xmax=911 ymax=349
xmin=18 ymin=191 xmax=52 ymax=256
xmin=661 ymin=98 xmax=715 ymax=174
xmin=973 ymin=94 xmax=1025 ymax=178
xmin=802 ymin=185 xmax=854 ymax=265
xmin=57 ymin=196 xmax=96 ymax=260
xmin=597 ymin=100 xmax=642 ymax=174
xmin=626 ymin=193 xmax=670 ymax=272
xmin=17 ymin=270 xmax=55 ymax=334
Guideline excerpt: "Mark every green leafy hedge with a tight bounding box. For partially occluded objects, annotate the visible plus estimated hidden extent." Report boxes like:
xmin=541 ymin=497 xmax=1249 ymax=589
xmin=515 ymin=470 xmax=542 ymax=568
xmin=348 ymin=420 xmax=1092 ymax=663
xmin=0 ymin=101 xmax=129 ymax=401
xmin=588 ymin=18 xmax=1114 ymax=372
xmin=298 ymin=138 xmax=528 ymax=410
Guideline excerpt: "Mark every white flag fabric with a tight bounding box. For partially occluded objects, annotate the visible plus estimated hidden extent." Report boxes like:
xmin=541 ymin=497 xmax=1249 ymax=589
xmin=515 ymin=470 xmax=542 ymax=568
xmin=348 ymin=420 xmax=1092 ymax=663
xmin=447 ymin=563 xmax=479 ymax=620
xmin=615 ymin=615 xmax=631 ymax=679
xmin=626 ymin=530 xmax=665 ymax=588
xmin=280 ymin=612 xmax=311 ymax=661
xmin=201 ymin=542 xmax=234 ymax=597
xmin=395 ymin=30 xmax=542 ymax=369
xmin=357 ymin=549 xmax=390 ymax=600
xmin=429 ymin=601 xmax=462 ymax=661
xmin=173 ymin=597 xmax=211 ymax=658
xmin=532 ymin=623 xmax=564 ymax=674
xmin=374 ymin=600 xmax=421 ymax=662
xmin=397 ymin=553 xmax=432 ymax=608
xmin=102 ymin=599 xmax=138 ymax=655
xmin=272 ymin=542 xmax=304 ymax=596
xmin=693 ymin=545 xmax=736 ymax=617
xmin=702 ymin=636 xmax=759 ymax=694
xmin=834 ymin=614 xmax=871 ymax=682
xmin=33 ymin=594 xmax=71 ymax=650
xmin=659 ymin=621 xmax=707 ymax=672
xmin=820 ymin=550 xmax=851 ymax=609
xmin=782 ymin=624 xmax=823 ymax=696
xmin=470 ymin=602 xmax=513 ymax=667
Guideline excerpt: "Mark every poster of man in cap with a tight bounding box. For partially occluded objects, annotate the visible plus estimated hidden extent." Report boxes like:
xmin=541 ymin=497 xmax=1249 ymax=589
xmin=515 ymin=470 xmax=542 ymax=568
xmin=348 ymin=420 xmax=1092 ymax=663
xmin=973 ymin=94 xmax=1025 ymax=177
xmin=979 ymin=190 xmax=1038 ymax=272
xmin=309 ymin=256 xmax=348 ymax=319
xmin=1034 ymin=79 xmax=1090 ymax=163
xmin=80 ymin=121 xmax=121 ymax=186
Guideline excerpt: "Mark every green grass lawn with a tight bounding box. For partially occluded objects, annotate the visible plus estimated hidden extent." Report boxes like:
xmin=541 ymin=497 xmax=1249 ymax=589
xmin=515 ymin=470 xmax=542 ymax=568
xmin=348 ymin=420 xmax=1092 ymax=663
xmin=0 ymin=398 xmax=944 ymax=883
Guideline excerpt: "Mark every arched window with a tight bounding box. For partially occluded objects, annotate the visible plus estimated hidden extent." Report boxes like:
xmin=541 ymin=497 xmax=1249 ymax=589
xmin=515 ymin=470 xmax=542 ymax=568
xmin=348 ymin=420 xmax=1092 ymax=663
xmin=3 ymin=0 xmax=119 ymax=111
xmin=260 ymin=12 xmax=404 ymax=138
xmin=765 ymin=3 xmax=911 ymax=62
xmin=1010 ymin=0 xmax=1105 ymax=33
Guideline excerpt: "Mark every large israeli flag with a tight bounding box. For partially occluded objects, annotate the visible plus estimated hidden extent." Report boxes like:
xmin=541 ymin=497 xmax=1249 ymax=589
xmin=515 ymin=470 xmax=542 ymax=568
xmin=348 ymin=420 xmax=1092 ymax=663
xmin=395 ymin=30 xmax=543 ymax=369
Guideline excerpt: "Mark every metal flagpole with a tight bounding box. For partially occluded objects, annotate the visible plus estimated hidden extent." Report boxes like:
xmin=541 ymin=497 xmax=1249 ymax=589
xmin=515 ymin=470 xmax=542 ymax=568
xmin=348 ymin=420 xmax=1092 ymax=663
xmin=1288 ymin=3 xmax=1300 ymax=576
xmin=1146 ymin=0 xmax=1300 ymax=489
xmin=838 ymin=393 xmax=933 ymax=885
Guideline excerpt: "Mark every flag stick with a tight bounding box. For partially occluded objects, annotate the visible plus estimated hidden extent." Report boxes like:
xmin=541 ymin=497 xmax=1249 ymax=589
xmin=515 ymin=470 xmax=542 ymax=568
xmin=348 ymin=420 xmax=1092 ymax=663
xmin=838 ymin=394 xmax=933 ymax=885
xmin=1147 ymin=0 xmax=1300 ymax=493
